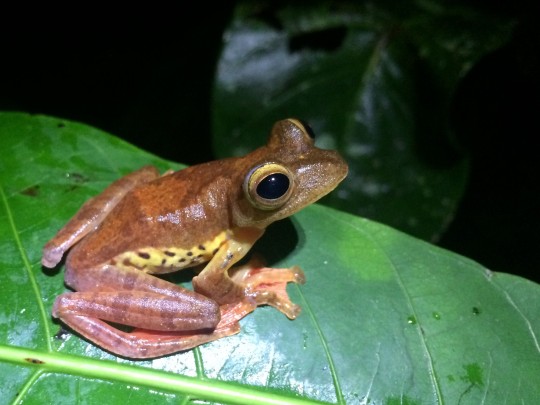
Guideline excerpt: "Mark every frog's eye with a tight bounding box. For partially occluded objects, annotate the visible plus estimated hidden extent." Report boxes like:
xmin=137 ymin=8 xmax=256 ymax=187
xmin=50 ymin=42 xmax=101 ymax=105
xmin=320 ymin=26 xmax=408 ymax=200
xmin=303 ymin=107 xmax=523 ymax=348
xmin=287 ymin=118 xmax=315 ymax=139
xmin=244 ymin=163 xmax=294 ymax=210
xmin=297 ymin=119 xmax=315 ymax=139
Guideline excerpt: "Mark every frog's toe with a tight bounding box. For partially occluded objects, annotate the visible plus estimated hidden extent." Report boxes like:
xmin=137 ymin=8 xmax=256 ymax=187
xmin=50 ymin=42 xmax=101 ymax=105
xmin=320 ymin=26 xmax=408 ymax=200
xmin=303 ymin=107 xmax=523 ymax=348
xmin=291 ymin=265 xmax=306 ymax=284
xmin=272 ymin=300 xmax=302 ymax=319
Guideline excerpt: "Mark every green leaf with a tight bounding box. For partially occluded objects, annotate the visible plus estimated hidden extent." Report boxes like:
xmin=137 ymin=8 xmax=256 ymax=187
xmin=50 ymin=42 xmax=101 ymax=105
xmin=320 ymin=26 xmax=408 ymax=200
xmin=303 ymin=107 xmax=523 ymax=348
xmin=1 ymin=112 xmax=539 ymax=404
xmin=211 ymin=1 xmax=514 ymax=241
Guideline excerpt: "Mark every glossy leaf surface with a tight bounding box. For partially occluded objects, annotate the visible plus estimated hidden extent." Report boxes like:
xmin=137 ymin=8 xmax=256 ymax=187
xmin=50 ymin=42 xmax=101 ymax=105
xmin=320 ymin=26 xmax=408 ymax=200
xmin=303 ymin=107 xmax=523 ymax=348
xmin=1 ymin=113 xmax=539 ymax=404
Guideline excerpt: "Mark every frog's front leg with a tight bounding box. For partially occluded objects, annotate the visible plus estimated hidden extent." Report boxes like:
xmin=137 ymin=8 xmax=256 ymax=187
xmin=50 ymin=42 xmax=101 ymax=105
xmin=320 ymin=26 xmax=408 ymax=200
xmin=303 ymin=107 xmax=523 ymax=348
xmin=53 ymin=256 xmax=237 ymax=359
xmin=42 ymin=166 xmax=159 ymax=268
xmin=229 ymin=258 xmax=306 ymax=319
xmin=192 ymin=227 xmax=305 ymax=321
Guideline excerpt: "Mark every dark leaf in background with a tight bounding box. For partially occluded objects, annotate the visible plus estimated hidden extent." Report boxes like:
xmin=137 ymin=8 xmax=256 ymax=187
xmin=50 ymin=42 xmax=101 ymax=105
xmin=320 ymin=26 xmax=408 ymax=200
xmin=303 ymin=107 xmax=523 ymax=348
xmin=212 ymin=2 xmax=514 ymax=243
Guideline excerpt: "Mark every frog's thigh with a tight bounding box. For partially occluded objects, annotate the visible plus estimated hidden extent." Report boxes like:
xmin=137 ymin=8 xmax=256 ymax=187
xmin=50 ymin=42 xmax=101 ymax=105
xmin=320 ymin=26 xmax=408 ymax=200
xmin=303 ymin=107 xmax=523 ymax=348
xmin=57 ymin=263 xmax=220 ymax=328
xmin=65 ymin=257 xmax=196 ymax=301
xmin=61 ymin=261 xmax=220 ymax=321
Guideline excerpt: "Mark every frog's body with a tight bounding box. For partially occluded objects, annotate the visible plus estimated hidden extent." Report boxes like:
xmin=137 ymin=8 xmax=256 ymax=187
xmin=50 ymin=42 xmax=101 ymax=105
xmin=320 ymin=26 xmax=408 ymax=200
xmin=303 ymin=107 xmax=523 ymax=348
xmin=42 ymin=119 xmax=348 ymax=359
xmin=66 ymin=162 xmax=236 ymax=276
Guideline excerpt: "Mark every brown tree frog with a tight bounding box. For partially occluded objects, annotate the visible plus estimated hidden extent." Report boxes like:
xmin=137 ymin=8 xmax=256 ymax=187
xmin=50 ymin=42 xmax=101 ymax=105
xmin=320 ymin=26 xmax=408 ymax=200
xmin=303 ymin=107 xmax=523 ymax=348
xmin=42 ymin=119 xmax=348 ymax=359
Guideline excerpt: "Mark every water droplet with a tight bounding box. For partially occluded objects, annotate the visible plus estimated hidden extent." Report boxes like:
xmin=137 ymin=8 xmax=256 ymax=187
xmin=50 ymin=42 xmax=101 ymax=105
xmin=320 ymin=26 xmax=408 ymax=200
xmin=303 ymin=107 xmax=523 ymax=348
xmin=407 ymin=315 xmax=417 ymax=325
xmin=432 ymin=312 xmax=441 ymax=320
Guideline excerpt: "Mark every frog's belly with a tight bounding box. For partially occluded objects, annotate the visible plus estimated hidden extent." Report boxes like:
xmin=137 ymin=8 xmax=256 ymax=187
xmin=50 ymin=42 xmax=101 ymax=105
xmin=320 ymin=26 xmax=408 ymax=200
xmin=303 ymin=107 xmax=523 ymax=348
xmin=111 ymin=231 xmax=228 ymax=274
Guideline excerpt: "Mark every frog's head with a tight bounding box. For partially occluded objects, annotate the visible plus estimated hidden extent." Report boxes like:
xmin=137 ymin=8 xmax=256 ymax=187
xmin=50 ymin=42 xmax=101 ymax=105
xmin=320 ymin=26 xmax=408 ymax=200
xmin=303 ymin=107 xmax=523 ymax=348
xmin=231 ymin=118 xmax=348 ymax=229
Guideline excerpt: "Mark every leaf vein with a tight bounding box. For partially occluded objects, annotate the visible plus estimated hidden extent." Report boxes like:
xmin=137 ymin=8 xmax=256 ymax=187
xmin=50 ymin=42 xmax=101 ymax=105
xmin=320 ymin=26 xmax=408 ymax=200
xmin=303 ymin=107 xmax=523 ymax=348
xmin=0 ymin=182 xmax=52 ymax=352
xmin=325 ymin=209 xmax=445 ymax=404
xmin=296 ymin=285 xmax=345 ymax=404
xmin=501 ymin=289 xmax=540 ymax=354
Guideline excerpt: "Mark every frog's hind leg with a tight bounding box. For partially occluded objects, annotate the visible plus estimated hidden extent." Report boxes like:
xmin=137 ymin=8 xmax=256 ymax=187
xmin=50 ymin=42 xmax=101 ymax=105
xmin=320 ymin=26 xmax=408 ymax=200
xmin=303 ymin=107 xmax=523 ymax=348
xmin=53 ymin=263 xmax=228 ymax=359
xmin=42 ymin=166 xmax=159 ymax=268
xmin=57 ymin=313 xmax=239 ymax=359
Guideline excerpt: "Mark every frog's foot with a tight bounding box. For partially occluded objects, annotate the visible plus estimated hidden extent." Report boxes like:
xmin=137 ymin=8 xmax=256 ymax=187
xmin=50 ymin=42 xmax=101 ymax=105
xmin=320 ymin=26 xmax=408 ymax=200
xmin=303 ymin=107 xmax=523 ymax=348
xmin=215 ymin=300 xmax=260 ymax=328
xmin=230 ymin=256 xmax=306 ymax=319
xmin=59 ymin=314 xmax=239 ymax=359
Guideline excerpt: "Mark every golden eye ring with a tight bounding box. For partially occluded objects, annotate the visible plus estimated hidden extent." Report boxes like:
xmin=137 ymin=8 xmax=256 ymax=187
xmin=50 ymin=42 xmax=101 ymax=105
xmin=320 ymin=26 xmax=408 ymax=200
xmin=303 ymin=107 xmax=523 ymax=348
xmin=244 ymin=163 xmax=294 ymax=210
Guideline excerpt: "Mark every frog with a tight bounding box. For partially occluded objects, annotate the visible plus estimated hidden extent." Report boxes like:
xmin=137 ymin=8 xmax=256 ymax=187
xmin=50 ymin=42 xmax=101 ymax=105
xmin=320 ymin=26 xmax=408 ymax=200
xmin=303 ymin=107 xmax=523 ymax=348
xmin=42 ymin=118 xmax=348 ymax=359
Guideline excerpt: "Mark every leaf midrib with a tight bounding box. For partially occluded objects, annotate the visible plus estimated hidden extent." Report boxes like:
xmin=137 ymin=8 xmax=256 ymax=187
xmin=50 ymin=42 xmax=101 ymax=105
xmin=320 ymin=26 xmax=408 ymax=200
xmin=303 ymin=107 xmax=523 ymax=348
xmin=297 ymin=286 xmax=345 ymax=404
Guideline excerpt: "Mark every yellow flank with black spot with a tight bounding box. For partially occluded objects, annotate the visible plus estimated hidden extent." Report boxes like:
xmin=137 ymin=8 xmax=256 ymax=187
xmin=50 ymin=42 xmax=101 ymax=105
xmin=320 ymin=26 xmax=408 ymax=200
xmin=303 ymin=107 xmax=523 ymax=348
xmin=112 ymin=231 xmax=228 ymax=274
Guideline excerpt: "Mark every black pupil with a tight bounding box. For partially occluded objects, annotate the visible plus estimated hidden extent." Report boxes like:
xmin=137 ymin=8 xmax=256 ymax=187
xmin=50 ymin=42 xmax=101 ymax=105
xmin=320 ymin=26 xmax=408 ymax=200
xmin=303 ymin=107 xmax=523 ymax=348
xmin=256 ymin=173 xmax=290 ymax=200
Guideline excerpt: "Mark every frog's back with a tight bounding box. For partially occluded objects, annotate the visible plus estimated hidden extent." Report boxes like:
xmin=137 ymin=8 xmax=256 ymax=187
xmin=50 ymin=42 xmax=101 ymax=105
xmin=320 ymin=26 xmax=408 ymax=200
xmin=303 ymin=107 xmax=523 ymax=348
xmin=68 ymin=162 xmax=235 ymax=271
